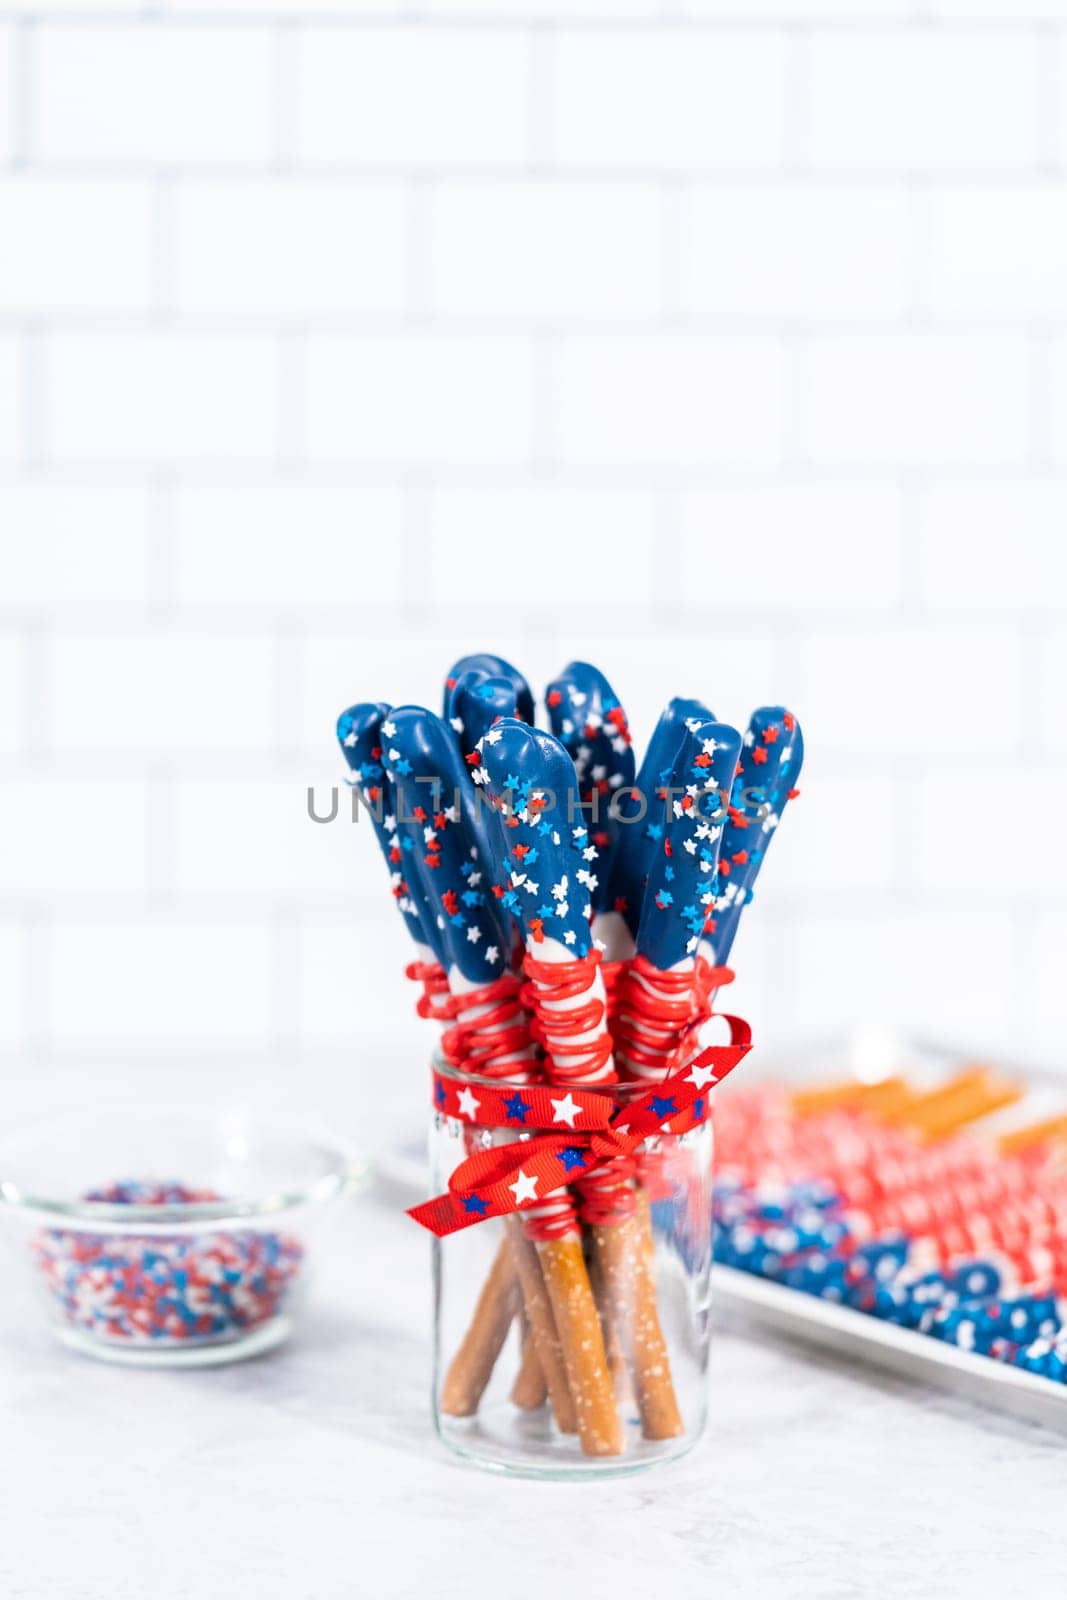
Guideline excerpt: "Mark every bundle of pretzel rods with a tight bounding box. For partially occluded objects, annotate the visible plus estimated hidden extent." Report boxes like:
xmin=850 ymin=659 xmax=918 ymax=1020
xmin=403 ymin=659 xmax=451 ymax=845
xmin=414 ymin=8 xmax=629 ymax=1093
xmin=338 ymin=654 xmax=803 ymax=1456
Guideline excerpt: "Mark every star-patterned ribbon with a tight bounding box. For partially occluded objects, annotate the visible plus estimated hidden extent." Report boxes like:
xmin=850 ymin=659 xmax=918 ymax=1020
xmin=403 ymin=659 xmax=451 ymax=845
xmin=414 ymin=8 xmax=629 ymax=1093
xmin=408 ymin=1013 xmax=751 ymax=1237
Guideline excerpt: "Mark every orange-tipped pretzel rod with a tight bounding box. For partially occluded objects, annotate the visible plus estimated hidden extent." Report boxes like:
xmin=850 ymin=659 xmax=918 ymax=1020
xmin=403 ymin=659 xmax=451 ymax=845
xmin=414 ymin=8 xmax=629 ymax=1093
xmin=876 ymin=1068 xmax=989 ymax=1128
xmin=790 ymin=1076 xmax=911 ymax=1117
xmin=909 ymin=1078 xmax=1022 ymax=1142
xmin=999 ymin=1113 xmax=1067 ymax=1158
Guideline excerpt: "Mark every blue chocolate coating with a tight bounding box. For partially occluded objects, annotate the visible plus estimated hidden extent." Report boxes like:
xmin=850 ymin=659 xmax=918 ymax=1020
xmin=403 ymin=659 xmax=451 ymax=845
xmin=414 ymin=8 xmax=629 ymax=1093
xmin=380 ymin=706 xmax=513 ymax=984
xmin=608 ymin=695 xmax=714 ymax=938
xmin=545 ymin=661 xmax=636 ymax=915
xmin=336 ymin=701 xmax=429 ymax=953
xmin=477 ymin=720 xmax=597 ymax=958
xmin=710 ymin=706 xmax=804 ymax=966
xmin=448 ymin=671 xmax=520 ymax=889
xmin=443 ymin=653 xmax=534 ymax=727
xmin=637 ymin=719 xmax=742 ymax=970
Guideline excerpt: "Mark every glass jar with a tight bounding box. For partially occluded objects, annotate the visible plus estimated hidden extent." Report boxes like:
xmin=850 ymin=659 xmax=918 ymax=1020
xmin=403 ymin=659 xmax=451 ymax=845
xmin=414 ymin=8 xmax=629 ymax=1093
xmin=430 ymin=1057 xmax=714 ymax=1477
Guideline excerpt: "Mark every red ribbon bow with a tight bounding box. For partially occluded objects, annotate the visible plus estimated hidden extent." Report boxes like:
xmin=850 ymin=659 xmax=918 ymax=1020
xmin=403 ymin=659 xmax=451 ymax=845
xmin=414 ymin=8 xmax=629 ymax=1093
xmin=408 ymin=1014 xmax=751 ymax=1237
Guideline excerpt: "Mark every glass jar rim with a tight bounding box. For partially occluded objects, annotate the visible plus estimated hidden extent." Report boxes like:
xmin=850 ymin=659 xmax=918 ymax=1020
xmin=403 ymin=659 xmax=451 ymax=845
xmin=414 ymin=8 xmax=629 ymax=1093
xmin=432 ymin=1050 xmax=687 ymax=1104
xmin=0 ymin=1102 xmax=363 ymax=1227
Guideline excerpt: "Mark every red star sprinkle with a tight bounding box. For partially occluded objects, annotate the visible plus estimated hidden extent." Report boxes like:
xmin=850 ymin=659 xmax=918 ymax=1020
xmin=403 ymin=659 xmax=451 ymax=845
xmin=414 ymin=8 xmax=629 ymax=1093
xmin=606 ymin=707 xmax=631 ymax=743
xmin=788 ymin=787 xmax=801 ymax=800
xmin=513 ymin=843 xmax=530 ymax=861
xmin=413 ymin=806 xmax=427 ymax=823
xmin=433 ymin=811 xmax=449 ymax=830
xmin=732 ymin=849 xmax=749 ymax=865
xmin=464 ymin=750 xmax=481 ymax=767
xmin=783 ymin=712 xmax=796 ymax=731
xmin=763 ymin=725 xmax=779 ymax=744
xmin=752 ymin=747 xmax=768 ymax=765
xmin=547 ymin=690 xmax=562 ymax=708
xmin=693 ymin=753 xmax=711 ymax=768
xmin=442 ymin=890 xmax=459 ymax=916
xmin=529 ymin=917 xmax=545 ymax=943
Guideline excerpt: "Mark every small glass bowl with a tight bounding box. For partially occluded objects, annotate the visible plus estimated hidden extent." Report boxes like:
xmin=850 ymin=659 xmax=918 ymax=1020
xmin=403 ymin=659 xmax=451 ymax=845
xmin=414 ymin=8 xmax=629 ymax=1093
xmin=0 ymin=1104 xmax=360 ymax=1367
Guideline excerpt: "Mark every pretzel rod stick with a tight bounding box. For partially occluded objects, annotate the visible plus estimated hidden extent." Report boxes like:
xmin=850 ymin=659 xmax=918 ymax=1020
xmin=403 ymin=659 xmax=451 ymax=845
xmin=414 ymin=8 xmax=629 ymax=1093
xmin=506 ymin=1221 xmax=576 ymax=1430
xmin=613 ymin=718 xmax=744 ymax=1437
xmin=510 ymin=1306 xmax=550 ymax=1410
xmin=449 ymin=668 xmax=573 ymax=1416
xmin=701 ymin=705 xmax=804 ymax=976
xmin=439 ymin=1236 xmax=519 ymax=1417
xmin=382 ymin=708 xmax=579 ymax=1427
xmin=545 ymin=661 xmax=636 ymax=961
xmin=480 ymin=721 xmax=691 ymax=1452
xmin=607 ymin=696 xmax=715 ymax=962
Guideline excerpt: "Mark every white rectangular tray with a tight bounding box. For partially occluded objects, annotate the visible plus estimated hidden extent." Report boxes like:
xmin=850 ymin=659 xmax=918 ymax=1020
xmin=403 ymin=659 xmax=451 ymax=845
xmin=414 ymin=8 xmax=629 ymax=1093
xmin=714 ymin=1266 xmax=1067 ymax=1431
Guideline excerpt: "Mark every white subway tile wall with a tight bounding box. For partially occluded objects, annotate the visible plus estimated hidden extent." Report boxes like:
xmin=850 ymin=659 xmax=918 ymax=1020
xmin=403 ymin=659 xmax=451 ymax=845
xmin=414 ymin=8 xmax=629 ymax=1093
xmin=0 ymin=3 xmax=1065 ymax=1101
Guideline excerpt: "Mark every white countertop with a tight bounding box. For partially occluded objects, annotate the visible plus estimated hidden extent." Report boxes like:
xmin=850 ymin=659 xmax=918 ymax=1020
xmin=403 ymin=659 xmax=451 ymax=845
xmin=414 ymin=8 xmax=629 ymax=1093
xmin=3 ymin=1172 xmax=1067 ymax=1600
xmin=3 ymin=1052 xmax=1066 ymax=1598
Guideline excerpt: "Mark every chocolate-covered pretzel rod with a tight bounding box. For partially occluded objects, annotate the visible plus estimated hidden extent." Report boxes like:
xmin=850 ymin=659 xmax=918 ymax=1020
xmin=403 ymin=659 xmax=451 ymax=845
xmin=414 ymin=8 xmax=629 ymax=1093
xmin=704 ymin=706 xmax=804 ymax=970
xmin=607 ymin=695 xmax=715 ymax=955
xmin=545 ymin=661 xmax=636 ymax=960
xmin=477 ymin=720 xmax=681 ymax=1450
xmin=615 ymin=717 xmax=743 ymax=1080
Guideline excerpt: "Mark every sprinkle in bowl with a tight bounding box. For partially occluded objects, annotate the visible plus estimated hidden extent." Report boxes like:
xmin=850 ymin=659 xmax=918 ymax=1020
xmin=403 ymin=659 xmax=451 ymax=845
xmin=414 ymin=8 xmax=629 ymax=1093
xmin=0 ymin=1104 xmax=361 ymax=1366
